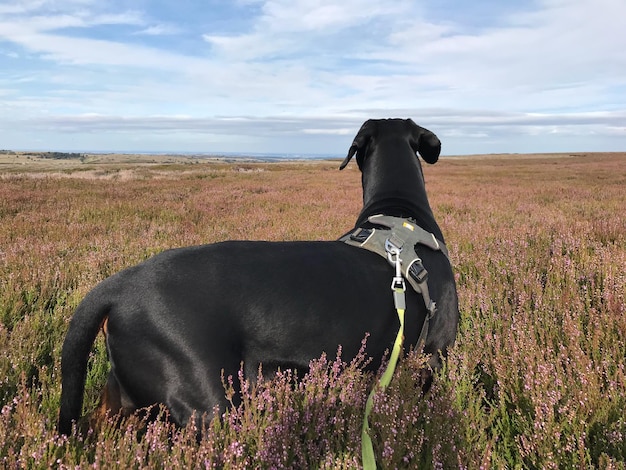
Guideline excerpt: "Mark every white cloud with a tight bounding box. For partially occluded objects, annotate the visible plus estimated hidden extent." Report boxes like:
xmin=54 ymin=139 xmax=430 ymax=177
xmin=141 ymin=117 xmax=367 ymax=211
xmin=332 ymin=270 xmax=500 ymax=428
xmin=258 ymin=0 xmax=409 ymax=32
xmin=0 ymin=0 xmax=624 ymax=153
xmin=301 ymin=128 xmax=353 ymax=135
xmin=134 ymin=24 xmax=181 ymax=36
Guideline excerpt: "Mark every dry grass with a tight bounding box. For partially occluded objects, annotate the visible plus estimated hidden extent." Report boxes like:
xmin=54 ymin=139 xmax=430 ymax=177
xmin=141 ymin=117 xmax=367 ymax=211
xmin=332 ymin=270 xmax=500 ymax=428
xmin=0 ymin=152 xmax=624 ymax=468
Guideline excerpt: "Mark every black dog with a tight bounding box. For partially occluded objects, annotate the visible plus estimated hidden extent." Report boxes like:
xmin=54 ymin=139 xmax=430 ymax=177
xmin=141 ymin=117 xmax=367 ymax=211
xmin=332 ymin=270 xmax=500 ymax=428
xmin=58 ymin=118 xmax=459 ymax=435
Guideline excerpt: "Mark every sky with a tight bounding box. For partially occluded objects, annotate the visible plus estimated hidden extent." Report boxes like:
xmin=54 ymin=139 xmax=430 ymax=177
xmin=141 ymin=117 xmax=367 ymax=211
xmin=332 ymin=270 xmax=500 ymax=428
xmin=0 ymin=0 xmax=625 ymax=156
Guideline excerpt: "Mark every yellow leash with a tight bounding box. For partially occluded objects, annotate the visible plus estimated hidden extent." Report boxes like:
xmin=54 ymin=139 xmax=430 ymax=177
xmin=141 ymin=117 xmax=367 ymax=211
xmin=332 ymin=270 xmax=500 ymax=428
xmin=361 ymin=297 xmax=405 ymax=469
xmin=362 ymin=245 xmax=407 ymax=470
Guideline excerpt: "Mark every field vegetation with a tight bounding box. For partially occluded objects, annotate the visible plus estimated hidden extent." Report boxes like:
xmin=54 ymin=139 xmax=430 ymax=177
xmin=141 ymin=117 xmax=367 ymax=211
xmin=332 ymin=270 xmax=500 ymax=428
xmin=0 ymin=153 xmax=624 ymax=468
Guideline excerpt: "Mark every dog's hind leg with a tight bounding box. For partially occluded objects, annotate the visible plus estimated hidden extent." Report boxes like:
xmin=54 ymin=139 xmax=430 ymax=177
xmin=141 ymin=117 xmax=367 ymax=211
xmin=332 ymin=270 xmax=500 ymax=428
xmin=88 ymin=371 xmax=136 ymax=431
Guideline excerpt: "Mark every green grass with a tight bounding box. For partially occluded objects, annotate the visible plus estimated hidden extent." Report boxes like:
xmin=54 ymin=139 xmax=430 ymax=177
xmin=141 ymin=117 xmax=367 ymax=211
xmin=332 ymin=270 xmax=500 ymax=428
xmin=0 ymin=155 xmax=624 ymax=468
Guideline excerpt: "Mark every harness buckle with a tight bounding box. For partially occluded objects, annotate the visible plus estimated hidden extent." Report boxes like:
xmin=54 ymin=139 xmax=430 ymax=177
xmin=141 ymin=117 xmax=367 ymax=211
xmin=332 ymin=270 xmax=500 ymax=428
xmin=408 ymin=260 xmax=428 ymax=284
xmin=350 ymin=227 xmax=373 ymax=244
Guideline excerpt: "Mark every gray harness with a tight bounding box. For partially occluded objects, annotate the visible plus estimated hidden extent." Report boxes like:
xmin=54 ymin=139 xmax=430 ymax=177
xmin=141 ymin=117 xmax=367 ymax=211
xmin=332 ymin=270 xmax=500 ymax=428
xmin=340 ymin=214 xmax=449 ymax=348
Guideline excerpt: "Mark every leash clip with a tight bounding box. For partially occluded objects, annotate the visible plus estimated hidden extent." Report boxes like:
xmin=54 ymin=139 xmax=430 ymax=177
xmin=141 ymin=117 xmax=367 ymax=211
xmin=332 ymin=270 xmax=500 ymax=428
xmin=385 ymin=240 xmax=404 ymax=282
xmin=386 ymin=240 xmax=406 ymax=310
xmin=391 ymin=275 xmax=406 ymax=292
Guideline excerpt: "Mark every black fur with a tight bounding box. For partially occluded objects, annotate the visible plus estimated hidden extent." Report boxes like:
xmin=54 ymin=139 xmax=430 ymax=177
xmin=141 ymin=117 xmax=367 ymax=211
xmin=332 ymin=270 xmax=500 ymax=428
xmin=58 ymin=118 xmax=459 ymax=435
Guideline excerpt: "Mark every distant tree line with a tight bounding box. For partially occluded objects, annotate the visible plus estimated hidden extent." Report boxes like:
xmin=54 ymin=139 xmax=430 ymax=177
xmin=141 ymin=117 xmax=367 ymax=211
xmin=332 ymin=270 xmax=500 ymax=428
xmin=1 ymin=150 xmax=85 ymax=159
xmin=38 ymin=152 xmax=85 ymax=160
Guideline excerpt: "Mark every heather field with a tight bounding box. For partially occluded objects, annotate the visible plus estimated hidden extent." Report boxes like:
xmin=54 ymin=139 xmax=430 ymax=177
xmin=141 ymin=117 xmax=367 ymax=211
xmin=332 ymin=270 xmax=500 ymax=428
xmin=0 ymin=153 xmax=624 ymax=468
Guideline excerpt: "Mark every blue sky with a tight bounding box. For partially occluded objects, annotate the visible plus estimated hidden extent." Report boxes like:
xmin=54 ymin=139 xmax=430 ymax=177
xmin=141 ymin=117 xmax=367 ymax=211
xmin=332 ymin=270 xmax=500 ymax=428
xmin=0 ymin=0 xmax=624 ymax=156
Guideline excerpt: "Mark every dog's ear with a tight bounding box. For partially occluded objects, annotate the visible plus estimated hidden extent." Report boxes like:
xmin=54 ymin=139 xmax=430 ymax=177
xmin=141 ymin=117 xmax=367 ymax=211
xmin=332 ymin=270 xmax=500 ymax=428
xmin=339 ymin=120 xmax=373 ymax=170
xmin=339 ymin=144 xmax=358 ymax=170
xmin=409 ymin=120 xmax=441 ymax=164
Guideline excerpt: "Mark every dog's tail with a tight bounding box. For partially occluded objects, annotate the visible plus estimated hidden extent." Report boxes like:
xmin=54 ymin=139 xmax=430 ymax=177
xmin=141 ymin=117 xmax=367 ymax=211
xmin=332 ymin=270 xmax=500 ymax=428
xmin=58 ymin=294 xmax=110 ymax=435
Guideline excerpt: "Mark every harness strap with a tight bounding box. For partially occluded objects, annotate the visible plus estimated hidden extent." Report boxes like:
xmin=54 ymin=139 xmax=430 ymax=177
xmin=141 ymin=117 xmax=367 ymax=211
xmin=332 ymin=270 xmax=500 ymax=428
xmin=339 ymin=214 xmax=446 ymax=319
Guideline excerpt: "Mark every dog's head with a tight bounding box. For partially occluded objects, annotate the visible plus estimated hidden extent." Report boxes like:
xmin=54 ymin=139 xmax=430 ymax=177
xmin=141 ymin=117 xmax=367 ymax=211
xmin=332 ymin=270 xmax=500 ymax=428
xmin=339 ymin=118 xmax=441 ymax=170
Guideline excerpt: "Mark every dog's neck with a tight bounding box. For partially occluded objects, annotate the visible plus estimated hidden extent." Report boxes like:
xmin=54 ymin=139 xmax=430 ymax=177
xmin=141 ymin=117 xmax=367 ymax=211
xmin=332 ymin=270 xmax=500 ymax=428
xmin=355 ymin=142 xmax=444 ymax=243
